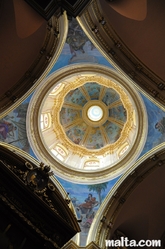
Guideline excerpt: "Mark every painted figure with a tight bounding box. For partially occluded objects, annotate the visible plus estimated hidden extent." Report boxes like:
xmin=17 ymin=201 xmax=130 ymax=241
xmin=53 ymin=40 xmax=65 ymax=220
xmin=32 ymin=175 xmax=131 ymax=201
xmin=155 ymin=117 xmax=165 ymax=134
xmin=0 ymin=121 xmax=17 ymax=140
xmin=77 ymin=193 xmax=98 ymax=218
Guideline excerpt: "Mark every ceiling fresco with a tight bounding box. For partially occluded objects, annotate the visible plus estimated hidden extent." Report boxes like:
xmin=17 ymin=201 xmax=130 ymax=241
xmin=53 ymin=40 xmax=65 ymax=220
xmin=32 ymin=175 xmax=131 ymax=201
xmin=60 ymin=82 xmax=127 ymax=150
xmin=1 ymin=18 xmax=165 ymax=247
xmin=26 ymin=64 xmax=147 ymax=187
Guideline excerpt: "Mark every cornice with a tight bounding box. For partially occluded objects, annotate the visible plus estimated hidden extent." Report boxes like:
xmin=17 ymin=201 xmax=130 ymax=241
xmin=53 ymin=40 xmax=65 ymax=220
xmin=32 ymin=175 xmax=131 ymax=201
xmin=0 ymin=141 xmax=77 ymax=213
xmin=77 ymin=0 xmax=165 ymax=110
xmin=0 ymin=12 xmax=68 ymax=118
xmin=0 ymin=141 xmax=80 ymax=229
xmin=86 ymin=143 xmax=165 ymax=248
xmin=0 ymin=142 xmax=80 ymax=248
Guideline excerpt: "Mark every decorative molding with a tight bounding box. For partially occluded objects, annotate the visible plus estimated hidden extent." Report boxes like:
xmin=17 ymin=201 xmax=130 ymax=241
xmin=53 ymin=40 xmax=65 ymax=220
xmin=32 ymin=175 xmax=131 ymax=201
xmin=86 ymin=143 xmax=165 ymax=248
xmin=26 ymin=64 xmax=148 ymax=184
xmin=0 ymin=143 xmax=80 ymax=248
xmin=52 ymin=75 xmax=133 ymax=156
xmin=25 ymin=0 xmax=93 ymax=19
xmin=0 ymin=12 xmax=68 ymax=118
xmin=77 ymin=0 xmax=165 ymax=109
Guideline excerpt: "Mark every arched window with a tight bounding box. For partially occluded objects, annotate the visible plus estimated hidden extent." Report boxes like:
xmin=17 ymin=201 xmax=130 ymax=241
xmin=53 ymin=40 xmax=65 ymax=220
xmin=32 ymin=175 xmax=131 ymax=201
xmin=84 ymin=159 xmax=100 ymax=169
xmin=118 ymin=142 xmax=129 ymax=158
xmin=49 ymin=83 xmax=64 ymax=95
xmin=51 ymin=144 xmax=68 ymax=162
xmin=40 ymin=113 xmax=51 ymax=130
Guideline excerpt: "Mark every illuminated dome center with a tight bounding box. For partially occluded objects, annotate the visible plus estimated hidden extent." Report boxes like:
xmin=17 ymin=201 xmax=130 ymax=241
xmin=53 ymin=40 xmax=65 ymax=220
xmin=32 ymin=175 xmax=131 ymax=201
xmin=87 ymin=105 xmax=103 ymax=121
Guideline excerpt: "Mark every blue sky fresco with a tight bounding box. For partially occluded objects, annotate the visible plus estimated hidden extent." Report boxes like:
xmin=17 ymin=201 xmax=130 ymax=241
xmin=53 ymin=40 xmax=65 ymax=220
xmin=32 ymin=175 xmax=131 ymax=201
xmin=49 ymin=19 xmax=113 ymax=74
xmin=140 ymin=94 xmax=165 ymax=156
xmin=55 ymin=175 xmax=120 ymax=246
xmin=56 ymin=176 xmax=120 ymax=206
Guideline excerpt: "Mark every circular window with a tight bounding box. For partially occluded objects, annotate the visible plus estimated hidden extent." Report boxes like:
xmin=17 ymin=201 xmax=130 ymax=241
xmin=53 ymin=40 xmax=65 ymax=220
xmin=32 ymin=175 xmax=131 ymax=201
xmin=87 ymin=105 xmax=103 ymax=121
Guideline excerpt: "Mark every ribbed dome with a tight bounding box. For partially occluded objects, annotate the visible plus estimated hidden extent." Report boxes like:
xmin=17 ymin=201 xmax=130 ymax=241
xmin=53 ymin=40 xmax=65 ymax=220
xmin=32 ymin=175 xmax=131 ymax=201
xmin=26 ymin=64 xmax=147 ymax=183
xmin=60 ymin=82 xmax=127 ymax=150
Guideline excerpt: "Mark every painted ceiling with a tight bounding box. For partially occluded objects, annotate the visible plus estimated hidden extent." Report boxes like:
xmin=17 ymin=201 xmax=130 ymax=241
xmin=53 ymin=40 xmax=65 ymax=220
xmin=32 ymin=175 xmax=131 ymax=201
xmin=60 ymin=82 xmax=127 ymax=150
xmin=26 ymin=64 xmax=147 ymax=185
xmin=1 ymin=17 xmax=165 ymax=247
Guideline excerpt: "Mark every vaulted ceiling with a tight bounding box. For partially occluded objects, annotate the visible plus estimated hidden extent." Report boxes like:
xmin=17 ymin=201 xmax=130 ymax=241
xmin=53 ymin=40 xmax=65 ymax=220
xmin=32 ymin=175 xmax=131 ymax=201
xmin=1 ymin=0 xmax=165 ymax=248
xmin=87 ymin=144 xmax=165 ymax=248
xmin=1 ymin=0 xmax=165 ymax=116
xmin=0 ymin=0 xmax=66 ymax=117
xmin=78 ymin=0 xmax=165 ymax=107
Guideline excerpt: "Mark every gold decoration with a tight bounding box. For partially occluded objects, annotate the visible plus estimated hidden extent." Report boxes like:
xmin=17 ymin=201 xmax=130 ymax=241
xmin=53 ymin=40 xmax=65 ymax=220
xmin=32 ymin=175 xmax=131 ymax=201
xmin=26 ymin=63 xmax=147 ymax=183
xmin=52 ymin=75 xmax=133 ymax=156
xmin=82 ymin=100 xmax=108 ymax=127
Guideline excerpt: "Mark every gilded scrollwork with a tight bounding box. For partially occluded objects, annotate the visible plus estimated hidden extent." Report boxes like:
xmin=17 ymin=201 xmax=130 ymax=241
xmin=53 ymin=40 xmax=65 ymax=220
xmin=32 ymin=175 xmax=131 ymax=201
xmin=52 ymin=75 xmax=134 ymax=157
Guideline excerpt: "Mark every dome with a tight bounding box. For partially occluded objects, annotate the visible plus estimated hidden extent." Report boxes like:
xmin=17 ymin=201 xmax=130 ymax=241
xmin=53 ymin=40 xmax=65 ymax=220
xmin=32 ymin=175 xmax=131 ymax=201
xmin=27 ymin=64 xmax=147 ymax=183
xmin=59 ymin=82 xmax=127 ymax=150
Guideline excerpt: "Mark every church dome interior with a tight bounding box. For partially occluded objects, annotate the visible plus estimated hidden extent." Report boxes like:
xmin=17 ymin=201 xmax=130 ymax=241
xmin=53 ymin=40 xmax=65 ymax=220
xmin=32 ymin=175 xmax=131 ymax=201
xmin=1 ymin=0 xmax=165 ymax=248
xmin=26 ymin=64 xmax=147 ymax=183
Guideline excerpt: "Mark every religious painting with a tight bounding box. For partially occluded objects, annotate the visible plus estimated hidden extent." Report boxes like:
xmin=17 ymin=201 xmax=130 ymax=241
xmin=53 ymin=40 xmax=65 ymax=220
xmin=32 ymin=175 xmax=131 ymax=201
xmin=66 ymin=123 xmax=87 ymax=145
xmin=60 ymin=108 xmax=82 ymax=125
xmin=109 ymin=105 xmax=127 ymax=122
xmin=64 ymin=88 xmax=87 ymax=106
xmin=56 ymin=177 xmax=119 ymax=247
xmin=102 ymin=88 xmax=120 ymax=106
xmin=103 ymin=121 xmax=122 ymax=143
xmin=84 ymin=82 xmax=101 ymax=100
xmin=86 ymin=128 xmax=104 ymax=149
xmin=0 ymin=95 xmax=36 ymax=158
xmin=49 ymin=19 xmax=114 ymax=73
xmin=140 ymin=94 xmax=165 ymax=156
xmin=0 ymin=102 xmax=29 ymax=150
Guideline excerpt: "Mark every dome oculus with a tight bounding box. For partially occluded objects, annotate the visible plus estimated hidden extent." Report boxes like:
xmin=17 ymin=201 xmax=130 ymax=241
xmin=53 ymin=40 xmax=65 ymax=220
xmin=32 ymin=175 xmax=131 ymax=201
xmin=87 ymin=105 xmax=103 ymax=121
